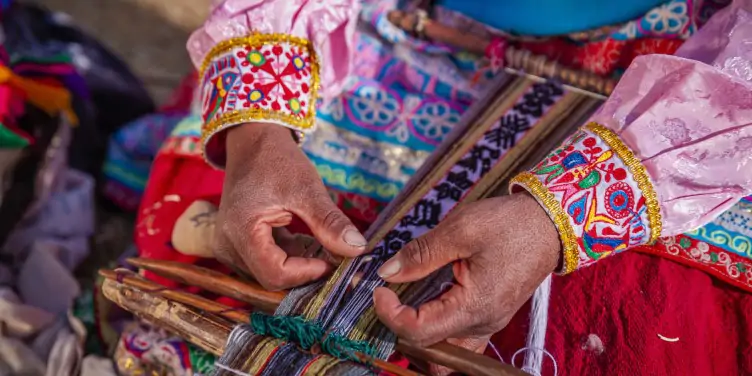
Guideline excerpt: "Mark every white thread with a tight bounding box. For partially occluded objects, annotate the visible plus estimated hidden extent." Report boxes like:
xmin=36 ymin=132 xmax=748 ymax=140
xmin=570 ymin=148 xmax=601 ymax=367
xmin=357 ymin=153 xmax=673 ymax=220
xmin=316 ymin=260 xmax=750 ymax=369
xmin=439 ymin=281 xmax=455 ymax=293
xmin=214 ymin=362 xmax=252 ymax=376
xmin=487 ymin=341 xmax=505 ymax=363
xmin=657 ymin=334 xmax=679 ymax=342
xmin=522 ymin=274 xmax=553 ymax=375
xmin=512 ymin=347 xmax=558 ymax=376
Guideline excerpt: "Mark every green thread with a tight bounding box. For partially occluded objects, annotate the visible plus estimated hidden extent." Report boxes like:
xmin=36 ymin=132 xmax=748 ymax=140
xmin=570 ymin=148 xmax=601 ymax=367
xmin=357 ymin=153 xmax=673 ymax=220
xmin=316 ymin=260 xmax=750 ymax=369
xmin=250 ymin=312 xmax=376 ymax=364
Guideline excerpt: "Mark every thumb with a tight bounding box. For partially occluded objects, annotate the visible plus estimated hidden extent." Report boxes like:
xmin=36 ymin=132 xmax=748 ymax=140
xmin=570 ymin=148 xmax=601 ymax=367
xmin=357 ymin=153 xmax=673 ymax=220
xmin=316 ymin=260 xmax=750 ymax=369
xmin=293 ymin=191 xmax=367 ymax=258
xmin=377 ymin=233 xmax=463 ymax=283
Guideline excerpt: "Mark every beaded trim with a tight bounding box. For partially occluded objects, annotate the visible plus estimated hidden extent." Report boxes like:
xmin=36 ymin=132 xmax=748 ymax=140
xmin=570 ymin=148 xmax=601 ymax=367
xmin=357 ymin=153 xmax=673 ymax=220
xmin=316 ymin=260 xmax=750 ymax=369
xmin=198 ymin=33 xmax=320 ymax=160
xmin=510 ymin=122 xmax=662 ymax=274
xmin=511 ymin=172 xmax=580 ymax=273
xmin=585 ymin=122 xmax=662 ymax=243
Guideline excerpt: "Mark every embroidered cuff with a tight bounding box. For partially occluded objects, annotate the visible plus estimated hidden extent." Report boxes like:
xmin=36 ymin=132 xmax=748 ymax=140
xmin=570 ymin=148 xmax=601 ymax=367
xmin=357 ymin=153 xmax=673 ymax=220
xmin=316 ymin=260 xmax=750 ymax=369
xmin=510 ymin=122 xmax=662 ymax=274
xmin=199 ymin=33 xmax=319 ymax=167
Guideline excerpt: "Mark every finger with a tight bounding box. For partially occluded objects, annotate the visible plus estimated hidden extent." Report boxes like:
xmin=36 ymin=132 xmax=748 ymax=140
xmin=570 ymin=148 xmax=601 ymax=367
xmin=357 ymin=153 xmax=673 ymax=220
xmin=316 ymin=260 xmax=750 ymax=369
xmin=377 ymin=231 xmax=467 ymax=283
xmin=292 ymin=190 xmax=367 ymax=258
xmin=272 ymin=227 xmax=308 ymax=256
xmin=213 ymin=228 xmax=252 ymax=276
xmin=373 ymin=285 xmax=475 ymax=346
xmin=238 ymin=223 xmax=332 ymax=291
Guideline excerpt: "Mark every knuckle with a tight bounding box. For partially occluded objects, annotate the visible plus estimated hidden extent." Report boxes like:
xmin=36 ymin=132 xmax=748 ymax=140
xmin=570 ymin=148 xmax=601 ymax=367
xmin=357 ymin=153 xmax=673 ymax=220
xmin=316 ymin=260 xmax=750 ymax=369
xmin=405 ymin=237 xmax=433 ymax=266
xmin=259 ymin=274 xmax=286 ymax=291
xmin=321 ymin=209 xmax=345 ymax=230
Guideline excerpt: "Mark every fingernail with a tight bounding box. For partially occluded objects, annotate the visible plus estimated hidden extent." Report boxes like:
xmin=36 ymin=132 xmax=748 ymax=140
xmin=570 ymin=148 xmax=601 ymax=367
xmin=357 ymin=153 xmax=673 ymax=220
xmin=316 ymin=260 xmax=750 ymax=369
xmin=378 ymin=259 xmax=401 ymax=279
xmin=343 ymin=228 xmax=367 ymax=247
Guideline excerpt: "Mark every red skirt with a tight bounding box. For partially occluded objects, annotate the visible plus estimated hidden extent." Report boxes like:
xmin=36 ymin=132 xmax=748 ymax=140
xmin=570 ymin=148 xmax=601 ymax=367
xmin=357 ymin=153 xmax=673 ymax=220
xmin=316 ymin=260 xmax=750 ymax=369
xmin=491 ymin=251 xmax=752 ymax=376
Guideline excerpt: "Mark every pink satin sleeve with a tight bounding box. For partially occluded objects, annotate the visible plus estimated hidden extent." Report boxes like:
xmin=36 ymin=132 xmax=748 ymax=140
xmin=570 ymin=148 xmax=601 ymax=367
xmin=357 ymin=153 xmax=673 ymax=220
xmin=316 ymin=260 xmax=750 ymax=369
xmin=187 ymin=0 xmax=360 ymax=167
xmin=589 ymin=0 xmax=752 ymax=235
xmin=187 ymin=0 xmax=360 ymax=99
xmin=509 ymin=0 xmax=752 ymax=274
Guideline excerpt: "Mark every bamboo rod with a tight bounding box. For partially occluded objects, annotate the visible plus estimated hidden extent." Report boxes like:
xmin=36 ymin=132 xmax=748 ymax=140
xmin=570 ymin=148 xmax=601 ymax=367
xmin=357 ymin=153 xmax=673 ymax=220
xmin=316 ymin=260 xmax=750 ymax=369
xmin=102 ymin=269 xmax=422 ymax=376
xmin=114 ymin=260 xmax=528 ymax=376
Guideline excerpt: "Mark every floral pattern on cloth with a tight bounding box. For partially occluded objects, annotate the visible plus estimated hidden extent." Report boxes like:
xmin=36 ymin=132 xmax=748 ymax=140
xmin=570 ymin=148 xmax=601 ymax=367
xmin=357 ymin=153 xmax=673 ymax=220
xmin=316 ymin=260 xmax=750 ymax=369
xmin=511 ymin=123 xmax=661 ymax=274
xmin=516 ymin=0 xmax=732 ymax=76
xmin=635 ymin=199 xmax=752 ymax=292
xmin=612 ymin=0 xmax=699 ymax=39
xmin=200 ymin=35 xmax=318 ymax=166
xmin=114 ymin=322 xmax=215 ymax=376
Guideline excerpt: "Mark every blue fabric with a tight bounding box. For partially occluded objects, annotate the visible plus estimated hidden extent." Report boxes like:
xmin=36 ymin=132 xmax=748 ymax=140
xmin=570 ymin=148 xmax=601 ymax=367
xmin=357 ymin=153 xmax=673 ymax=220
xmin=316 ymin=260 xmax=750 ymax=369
xmin=437 ymin=0 xmax=669 ymax=36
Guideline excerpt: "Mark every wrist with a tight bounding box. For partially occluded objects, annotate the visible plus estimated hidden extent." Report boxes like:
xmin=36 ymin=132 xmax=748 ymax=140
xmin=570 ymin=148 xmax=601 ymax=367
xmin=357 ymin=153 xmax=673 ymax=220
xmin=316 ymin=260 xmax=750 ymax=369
xmin=226 ymin=123 xmax=300 ymax=168
xmin=514 ymin=192 xmax=562 ymax=273
xmin=491 ymin=193 xmax=561 ymax=274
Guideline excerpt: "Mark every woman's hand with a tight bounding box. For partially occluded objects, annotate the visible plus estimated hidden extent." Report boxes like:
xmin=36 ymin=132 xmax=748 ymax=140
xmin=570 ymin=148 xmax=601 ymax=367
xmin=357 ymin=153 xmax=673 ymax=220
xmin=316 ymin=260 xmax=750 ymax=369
xmin=214 ymin=124 xmax=367 ymax=291
xmin=373 ymin=193 xmax=560 ymax=356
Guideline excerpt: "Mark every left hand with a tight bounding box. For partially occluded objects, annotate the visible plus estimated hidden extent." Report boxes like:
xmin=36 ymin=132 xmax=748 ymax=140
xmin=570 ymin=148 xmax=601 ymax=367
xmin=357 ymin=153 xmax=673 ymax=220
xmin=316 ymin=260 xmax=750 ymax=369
xmin=372 ymin=193 xmax=561 ymax=371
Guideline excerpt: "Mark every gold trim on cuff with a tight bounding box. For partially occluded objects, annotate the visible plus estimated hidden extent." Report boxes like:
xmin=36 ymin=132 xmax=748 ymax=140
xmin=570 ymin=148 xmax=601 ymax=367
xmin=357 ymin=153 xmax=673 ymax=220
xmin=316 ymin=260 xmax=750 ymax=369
xmin=585 ymin=122 xmax=662 ymax=243
xmin=199 ymin=33 xmax=321 ymax=148
xmin=510 ymin=172 xmax=579 ymax=274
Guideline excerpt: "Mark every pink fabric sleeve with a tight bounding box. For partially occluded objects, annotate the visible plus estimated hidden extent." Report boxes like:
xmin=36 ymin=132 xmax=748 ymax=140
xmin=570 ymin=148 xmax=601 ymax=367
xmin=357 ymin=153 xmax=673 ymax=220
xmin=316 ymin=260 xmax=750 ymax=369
xmin=510 ymin=0 xmax=752 ymax=274
xmin=187 ymin=0 xmax=360 ymax=167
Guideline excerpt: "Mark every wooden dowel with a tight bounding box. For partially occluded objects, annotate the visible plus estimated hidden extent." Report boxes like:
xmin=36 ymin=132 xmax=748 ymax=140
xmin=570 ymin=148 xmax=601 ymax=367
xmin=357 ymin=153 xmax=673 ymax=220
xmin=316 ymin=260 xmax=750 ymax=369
xmin=128 ymin=258 xmax=285 ymax=313
xmin=101 ymin=278 xmax=232 ymax=355
xmin=100 ymin=269 xmax=424 ymax=376
xmin=385 ymin=10 xmax=616 ymax=96
xmin=118 ymin=260 xmax=529 ymax=376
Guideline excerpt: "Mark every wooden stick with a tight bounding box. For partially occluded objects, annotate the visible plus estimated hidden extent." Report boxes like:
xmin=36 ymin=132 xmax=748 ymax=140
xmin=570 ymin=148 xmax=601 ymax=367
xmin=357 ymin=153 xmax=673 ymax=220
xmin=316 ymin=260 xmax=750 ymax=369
xmin=117 ymin=260 xmax=528 ymax=376
xmin=384 ymin=10 xmax=616 ymax=96
xmin=101 ymin=270 xmax=422 ymax=376
xmin=130 ymin=258 xmax=285 ymax=313
xmin=101 ymin=278 xmax=232 ymax=355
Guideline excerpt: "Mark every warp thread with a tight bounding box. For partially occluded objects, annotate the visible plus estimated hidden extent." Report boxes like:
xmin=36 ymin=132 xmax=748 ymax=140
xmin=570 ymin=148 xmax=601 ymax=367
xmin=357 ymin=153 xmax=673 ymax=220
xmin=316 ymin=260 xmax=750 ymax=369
xmin=249 ymin=312 xmax=377 ymax=364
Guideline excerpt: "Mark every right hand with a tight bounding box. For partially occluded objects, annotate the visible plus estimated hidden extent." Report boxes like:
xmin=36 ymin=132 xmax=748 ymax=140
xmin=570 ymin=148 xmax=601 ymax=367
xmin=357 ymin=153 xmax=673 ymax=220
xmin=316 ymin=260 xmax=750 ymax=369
xmin=214 ymin=124 xmax=367 ymax=290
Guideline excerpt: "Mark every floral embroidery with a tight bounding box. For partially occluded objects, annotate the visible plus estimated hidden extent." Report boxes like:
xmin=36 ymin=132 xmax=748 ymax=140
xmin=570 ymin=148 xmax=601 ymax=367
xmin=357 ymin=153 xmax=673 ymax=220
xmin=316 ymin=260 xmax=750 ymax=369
xmin=511 ymin=123 xmax=661 ymax=274
xmin=612 ymin=0 xmax=698 ymax=40
xmin=199 ymin=33 xmax=320 ymax=157
xmin=636 ymin=234 xmax=752 ymax=293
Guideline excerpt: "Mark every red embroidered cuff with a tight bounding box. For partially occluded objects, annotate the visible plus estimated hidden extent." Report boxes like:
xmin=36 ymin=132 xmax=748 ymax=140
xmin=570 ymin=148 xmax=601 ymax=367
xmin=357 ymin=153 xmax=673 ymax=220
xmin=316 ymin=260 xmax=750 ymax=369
xmin=199 ymin=33 xmax=319 ymax=167
xmin=510 ymin=122 xmax=662 ymax=274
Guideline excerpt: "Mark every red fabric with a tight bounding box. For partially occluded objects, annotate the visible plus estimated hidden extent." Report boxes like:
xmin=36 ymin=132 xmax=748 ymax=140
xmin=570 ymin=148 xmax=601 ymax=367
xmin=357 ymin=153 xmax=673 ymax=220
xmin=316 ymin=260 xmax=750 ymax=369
xmin=519 ymin=37 xmax=683 ymax=77
xmin=487 ymin=251 xmax=752 ymax=376
xmin=159 ymin=71 xmax=198 ymax=113
xmin=135 ymin=144 xmax=249 ymax=308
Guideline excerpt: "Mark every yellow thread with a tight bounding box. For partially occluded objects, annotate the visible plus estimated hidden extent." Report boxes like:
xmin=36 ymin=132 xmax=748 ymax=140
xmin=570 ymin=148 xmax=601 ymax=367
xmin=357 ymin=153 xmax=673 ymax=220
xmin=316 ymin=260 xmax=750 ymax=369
xmin=510 ymin=172 xmax=579 ymax=274
xmin=303 ymin=260 xmax=353 ymax=320
xmin=199 ymin=33 xmax=321 ymax=147
xmin=350 ymin=283 xmax=408 ymax=342
xmin=586 ymin=122 xmax=662 ymax=244
xmin=304 ymin=355 xmax=341 ymax=374
xmin=245 ymin=337 xmax=283 ymax=374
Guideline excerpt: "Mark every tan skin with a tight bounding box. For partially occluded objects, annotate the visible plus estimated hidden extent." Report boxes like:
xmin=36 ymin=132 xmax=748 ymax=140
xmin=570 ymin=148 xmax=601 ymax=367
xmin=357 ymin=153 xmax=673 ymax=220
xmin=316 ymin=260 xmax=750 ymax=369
xmin=216 ymin=123 xmax=562 ymax=374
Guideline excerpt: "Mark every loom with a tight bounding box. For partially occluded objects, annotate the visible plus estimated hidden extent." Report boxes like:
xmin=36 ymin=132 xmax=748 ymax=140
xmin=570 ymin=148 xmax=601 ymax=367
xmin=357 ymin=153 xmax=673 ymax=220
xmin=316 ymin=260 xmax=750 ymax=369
xmin=101 ymin=9 xmax=610 ymax=376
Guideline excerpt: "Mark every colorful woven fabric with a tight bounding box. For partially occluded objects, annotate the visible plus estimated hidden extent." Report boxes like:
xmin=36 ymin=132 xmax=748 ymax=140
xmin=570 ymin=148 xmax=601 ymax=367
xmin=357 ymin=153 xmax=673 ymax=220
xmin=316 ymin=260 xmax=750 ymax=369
xmin=102 ymin=112 xmax=188 ymax=211
xmin=123 ymin=0 xmax=744 ymax=374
